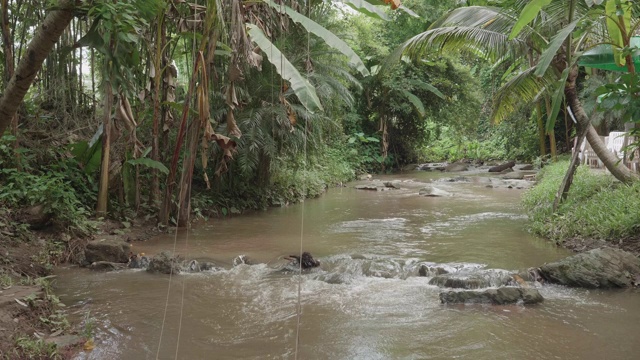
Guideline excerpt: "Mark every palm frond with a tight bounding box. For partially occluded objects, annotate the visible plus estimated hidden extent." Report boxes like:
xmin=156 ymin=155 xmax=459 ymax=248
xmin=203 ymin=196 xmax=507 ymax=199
xmin=491 ymin=66 xmax=558 ymax=124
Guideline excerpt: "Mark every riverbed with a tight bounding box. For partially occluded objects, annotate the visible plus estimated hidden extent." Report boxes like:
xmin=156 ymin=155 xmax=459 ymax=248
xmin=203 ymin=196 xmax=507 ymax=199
xmin=53 ymin=171 xmax=640 ymax=359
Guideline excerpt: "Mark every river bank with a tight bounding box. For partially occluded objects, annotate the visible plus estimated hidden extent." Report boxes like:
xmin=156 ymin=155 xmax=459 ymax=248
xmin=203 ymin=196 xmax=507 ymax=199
xmin=522 ymin=160 xmax=640 ymax=254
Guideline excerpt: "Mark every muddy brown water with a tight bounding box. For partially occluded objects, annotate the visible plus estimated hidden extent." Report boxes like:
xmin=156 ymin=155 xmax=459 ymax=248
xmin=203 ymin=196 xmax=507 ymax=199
xmin=54 ymin=171 xmax=640 ymax=360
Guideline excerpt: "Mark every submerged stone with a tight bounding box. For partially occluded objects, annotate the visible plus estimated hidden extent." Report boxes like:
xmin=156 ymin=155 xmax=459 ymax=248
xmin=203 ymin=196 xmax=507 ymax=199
xmin=88 ymin=261 xmax=127 ymax=271
xmin=444 ymin=163 xmax=469 ymax=172
xmin=147 ymin=251 xmax=181 ymax=274
xmin=419 ymin=186 xmax=452 ymax=197
xmin=418 ymin=265 xmax=449 ymax=277
xmin=439 ymin=287 xmax=544 ymax=305
xmin=429 ymin=270 xmax=513 ymax=289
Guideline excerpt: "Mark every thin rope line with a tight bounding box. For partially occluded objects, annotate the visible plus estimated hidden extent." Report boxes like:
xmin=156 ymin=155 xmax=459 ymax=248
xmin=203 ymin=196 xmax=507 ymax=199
xmin=174 ymin=9 xmax=198 ymax=358
xmin=156 ymin=6 xmax=198 ymax=358
xmin=174 ymin=171 xmax=191 ymax=359
xmin=156 ymin=194 xmax=182 ymax=359
xmin=295 ymin=0 xmax=311 ymax=358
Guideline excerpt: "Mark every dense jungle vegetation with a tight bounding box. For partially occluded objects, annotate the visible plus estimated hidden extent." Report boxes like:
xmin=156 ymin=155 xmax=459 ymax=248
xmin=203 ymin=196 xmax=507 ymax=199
xmin=0 ymin=0 xmax=638 ymax=252
xmin=0 ymin=0 xmax=557 ymax=236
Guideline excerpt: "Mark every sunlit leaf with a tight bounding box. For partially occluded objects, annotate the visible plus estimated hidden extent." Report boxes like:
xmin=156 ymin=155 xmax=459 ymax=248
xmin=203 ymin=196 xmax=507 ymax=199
xmin=535 ymin=19 xmax=579 ymax=77
xmin=263 ymin=0 xmax=369 ymax=76
xmin=509 ymin=0 xmax=551 ymax=40
xmin=246 ymin=24 xmax=323 ymax=113
xmin=547 ymin=68 xmax=570 ymax=133
xmin=127 ymin=157 xmax=170 ymax=174
xmin=339 ymin=0 xmax=390 ymax=21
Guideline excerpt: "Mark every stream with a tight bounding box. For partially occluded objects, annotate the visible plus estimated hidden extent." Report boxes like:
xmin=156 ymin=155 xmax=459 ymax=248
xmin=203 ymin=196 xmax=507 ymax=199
xmin=53 ymin=171 xmax=640 ymax=359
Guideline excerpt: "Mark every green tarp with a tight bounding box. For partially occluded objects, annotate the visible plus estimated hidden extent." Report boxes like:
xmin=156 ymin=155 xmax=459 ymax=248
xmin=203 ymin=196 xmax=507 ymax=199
xmin=578 ymin=37 xmax=640 ymax=72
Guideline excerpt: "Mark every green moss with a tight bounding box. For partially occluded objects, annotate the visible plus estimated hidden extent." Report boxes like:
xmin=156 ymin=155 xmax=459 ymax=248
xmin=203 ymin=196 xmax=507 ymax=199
xmin=522 ymin=161 xmax=640 ymax=242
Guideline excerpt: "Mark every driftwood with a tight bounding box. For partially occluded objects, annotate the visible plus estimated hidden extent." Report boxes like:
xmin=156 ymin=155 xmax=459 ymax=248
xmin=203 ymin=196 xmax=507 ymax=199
xmin=488 ymin=161 xmax=516 ymax=173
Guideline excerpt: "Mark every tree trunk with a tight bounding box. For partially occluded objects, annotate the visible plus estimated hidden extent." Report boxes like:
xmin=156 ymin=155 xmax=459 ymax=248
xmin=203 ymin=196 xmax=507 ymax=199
xmin=96 ymin=83 xmax=113 ymax=217
xmin=535 ymin=102 xmax=547 ymax=157
xmin=1 ymin=0 xmax=20 ymax=169
xmin=176 ymin=120 xmax=201 ymax=227
xmin=565 ymin=68 xmax=638 ymax=183
xmin=159 ymin=55 xmax=204 ymax=226
xmin=150 ymin=14 xmax=165 ymax=208
xmin=553 ymin=128 xmax=587 ymax=211
xmin=0 ymin=0 xmax=78 ymax=135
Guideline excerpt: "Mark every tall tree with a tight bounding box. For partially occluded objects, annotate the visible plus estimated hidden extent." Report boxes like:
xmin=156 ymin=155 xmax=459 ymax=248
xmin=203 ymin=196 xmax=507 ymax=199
xmin=0 ymin=0 xmax=79 ymax=136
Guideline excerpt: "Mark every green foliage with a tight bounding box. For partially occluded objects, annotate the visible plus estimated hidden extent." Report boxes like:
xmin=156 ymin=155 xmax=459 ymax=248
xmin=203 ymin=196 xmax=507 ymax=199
xmin=192 ymin=141 xmax=355 ymax=217
xmin=126 ymin=156 xmax=169 ymax=174
xmin=595 ymin=72 xmax=640 ymax=118
xmin=80 ymin=0 xmax=163 ymax=90
xmin=0 ymin=271 xmax=13 ymax=288
xmin=522 ymin=160 xmax=640 ymax=242
xmin=247 ymin=24 xmax=324 ymax=113
xmin=11 ymin=338 xmax=60 ymax=360
xmin=0 ymin=169 xmax=90 ymax=230
xmin=0 ymin=149 xmax=95 ymax=234
xmin=509 ymin=0 xmax=552 ymax=40
xmin=81 ymin=312 xmax=97 ymax=340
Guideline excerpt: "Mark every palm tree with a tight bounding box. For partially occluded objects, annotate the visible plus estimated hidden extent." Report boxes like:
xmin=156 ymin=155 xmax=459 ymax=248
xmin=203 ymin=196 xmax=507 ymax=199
xmin=398 ymin=0 xmax=638 ymax=183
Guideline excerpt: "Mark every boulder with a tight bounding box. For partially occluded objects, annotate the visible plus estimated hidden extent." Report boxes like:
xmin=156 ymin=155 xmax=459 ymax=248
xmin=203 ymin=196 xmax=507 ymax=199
xmin=418 ymin=265 xmax=449 ymax=277
xmin=85 ymin=239 xmax=131 ymax=263
xmin=502 ymin=172 xmax=525 ymax=180
xmin=419 ymin=186 xmax=452 ymax=197
xmin=402 ymin=164 xmax=419 ymax=171
xmin=428 ymin=270 xmax=513 ymax=289
xmin=538 ymin=247 xmax=640 ymax=288
xmin=519 ymin=164 xmax=534 ymax=171
xmin=355 ymin=184 xmax=388 ymax=191
xmin=128 ymin=255 xmax=150 ymax=269
xmin=444 ymin=162 xmax=469 ymax=172
xmin=440 ymin=287 xmax=544 ymax=305
xmin=418 ymin=163 xmax=447 ymax=171
xmin=147 ymin=251 xmax=182 ymax=274
xmin=383 ymin=181 xmax=402 ymax=189
xmin=488 ymin=161 xmax=516 ymax=173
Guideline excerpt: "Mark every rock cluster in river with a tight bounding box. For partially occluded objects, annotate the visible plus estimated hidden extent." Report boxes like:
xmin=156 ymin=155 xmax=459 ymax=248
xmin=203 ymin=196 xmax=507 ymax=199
xmin=424 ymin=247 xmax=640 ymax=307
xmin=439 ymin=287 xmax=544 ymax=305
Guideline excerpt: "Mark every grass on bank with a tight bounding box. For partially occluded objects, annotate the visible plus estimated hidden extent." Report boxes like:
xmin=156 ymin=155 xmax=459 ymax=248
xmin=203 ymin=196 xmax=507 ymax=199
xmin=522 ymin=160 xmax=640 ymax=242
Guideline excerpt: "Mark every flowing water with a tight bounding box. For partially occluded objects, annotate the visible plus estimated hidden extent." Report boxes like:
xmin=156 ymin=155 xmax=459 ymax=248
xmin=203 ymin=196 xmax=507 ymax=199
xmin=53 ymin=171 xmax=640 ymax=360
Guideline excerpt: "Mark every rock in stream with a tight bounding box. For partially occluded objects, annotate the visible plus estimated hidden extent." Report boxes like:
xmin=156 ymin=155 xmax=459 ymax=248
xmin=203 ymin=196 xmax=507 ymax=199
xmin=440 ymin=287 xmax=544 ymax=305
xmin=538 ymin=247 xmax=640 ymax=288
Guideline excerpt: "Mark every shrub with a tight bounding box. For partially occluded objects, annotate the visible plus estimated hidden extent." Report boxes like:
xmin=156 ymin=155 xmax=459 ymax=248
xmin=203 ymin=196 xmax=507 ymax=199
xmin=522 ymin=161 xmax=640 ymax=242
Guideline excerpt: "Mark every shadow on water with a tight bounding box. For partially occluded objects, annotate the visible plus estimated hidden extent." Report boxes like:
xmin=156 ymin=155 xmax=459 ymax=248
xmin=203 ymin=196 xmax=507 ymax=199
xmin=54 ymin=171 xmax=640 ymax=360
